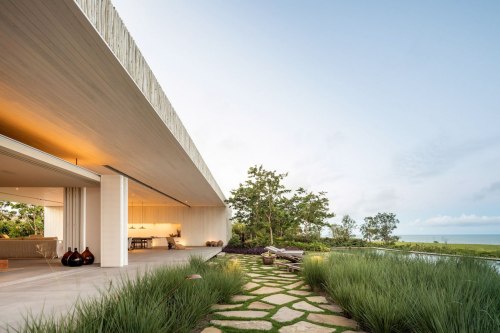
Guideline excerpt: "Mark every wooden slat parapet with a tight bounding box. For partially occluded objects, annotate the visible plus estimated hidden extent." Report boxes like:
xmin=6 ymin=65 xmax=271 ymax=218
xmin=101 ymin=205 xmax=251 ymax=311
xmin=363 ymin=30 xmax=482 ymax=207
xmin=73 ymin=0 xmax=225 ymax=202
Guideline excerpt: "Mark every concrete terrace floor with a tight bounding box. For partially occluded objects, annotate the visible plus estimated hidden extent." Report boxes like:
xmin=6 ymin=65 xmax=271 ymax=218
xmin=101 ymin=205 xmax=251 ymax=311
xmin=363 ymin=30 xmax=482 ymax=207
xmin=0 ymin=247 xmax=222 ymax=331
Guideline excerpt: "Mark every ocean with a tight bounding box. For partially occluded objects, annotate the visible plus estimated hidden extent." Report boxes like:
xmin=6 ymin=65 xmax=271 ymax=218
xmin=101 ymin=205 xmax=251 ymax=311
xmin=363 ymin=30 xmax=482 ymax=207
xmin=397 ymin=234 xmax=500 ymax=245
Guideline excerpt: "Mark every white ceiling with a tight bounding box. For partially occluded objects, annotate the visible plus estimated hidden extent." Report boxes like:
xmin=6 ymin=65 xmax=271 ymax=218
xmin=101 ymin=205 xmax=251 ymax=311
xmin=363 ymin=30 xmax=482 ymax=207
xmin=0 ymin=0 xmax=225 ymax=207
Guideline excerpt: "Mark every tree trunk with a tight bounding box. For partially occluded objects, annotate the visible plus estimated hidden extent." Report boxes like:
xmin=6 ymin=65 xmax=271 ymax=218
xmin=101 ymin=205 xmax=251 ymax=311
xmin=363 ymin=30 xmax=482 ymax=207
xmin=269 ymin=224 xmax=274 ymax=245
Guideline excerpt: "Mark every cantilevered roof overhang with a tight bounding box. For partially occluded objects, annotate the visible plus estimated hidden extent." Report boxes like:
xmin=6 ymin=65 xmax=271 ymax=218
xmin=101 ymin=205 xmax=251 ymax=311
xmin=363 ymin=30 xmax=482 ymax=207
xmin=0 ymin=0 xmax=225 ymax=206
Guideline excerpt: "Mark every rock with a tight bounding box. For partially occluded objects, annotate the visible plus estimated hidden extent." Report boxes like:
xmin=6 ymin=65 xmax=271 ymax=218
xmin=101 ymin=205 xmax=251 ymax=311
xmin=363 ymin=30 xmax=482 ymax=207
xmin=251 ymin=286 xmax=284 ymax=295
xmin=307 ymin=313 xmax=358 ymax=329
xmin=264 ymin=282 xmax=282 ymax=287
xmin=211 ymin=320 xmax=272 ymax=331
xmin=215 ymin=310 xmax=268 ymax=318
xmin=292 ymin=301 xmax=324 ymax=312
xmin=278 ymin=321 xmax=335 ymax=333
xmin=272 ymin=306 xmax=304 ymax=322
xmin=261 ymin=293 xmax=299 ymax=305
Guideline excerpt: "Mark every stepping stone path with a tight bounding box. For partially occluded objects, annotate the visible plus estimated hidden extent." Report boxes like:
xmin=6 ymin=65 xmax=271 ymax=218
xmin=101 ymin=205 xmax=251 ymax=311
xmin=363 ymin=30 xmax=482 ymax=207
xmin=204 ymin=254 xmax=366 ymax=332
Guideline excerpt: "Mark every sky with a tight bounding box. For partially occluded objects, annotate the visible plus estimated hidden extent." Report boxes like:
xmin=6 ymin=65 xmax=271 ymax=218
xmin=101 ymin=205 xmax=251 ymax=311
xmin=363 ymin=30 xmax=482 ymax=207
xmin=112 ymin=0 xmax=500 ymax=235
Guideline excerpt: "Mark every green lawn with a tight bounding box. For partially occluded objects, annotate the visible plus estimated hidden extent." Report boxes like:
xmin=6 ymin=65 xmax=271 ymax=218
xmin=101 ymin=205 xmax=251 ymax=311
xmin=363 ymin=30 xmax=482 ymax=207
xmin=379 ymin=241 xmax=500 ymax=258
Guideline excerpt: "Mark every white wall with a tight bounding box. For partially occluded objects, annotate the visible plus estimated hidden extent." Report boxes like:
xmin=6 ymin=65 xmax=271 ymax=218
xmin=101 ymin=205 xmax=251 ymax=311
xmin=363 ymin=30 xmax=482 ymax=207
xmin=85 ymin=187 xmax=101 ymax=263
xmin=44 ymin=206 xmax=63 ymax=240
xmin=128 ymin=205 xmax=230 ymax=246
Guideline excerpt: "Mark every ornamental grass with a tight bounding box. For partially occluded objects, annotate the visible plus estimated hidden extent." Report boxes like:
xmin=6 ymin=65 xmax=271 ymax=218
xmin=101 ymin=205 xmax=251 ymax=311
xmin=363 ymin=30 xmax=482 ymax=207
xmin=14 ymin=256 xmax=244 ymax=333
xmin=303 ymin=252 xmax=500 ymax=333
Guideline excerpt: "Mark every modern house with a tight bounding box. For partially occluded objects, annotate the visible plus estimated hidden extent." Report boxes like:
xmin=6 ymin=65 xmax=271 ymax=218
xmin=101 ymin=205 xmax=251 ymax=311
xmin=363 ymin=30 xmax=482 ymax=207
xmin=0 ymin=0 xmax=230 ymax=267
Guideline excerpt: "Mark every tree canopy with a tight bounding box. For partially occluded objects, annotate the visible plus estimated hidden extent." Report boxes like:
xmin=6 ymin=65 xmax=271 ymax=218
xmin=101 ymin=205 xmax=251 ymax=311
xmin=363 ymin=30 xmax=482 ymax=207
xmin=0 ymin=201 xmax=44 ymax=237
xmin=226 ymin=165 xmax=334 ymax=245
xmin=361 ymin=212 xmax=400 ymax=244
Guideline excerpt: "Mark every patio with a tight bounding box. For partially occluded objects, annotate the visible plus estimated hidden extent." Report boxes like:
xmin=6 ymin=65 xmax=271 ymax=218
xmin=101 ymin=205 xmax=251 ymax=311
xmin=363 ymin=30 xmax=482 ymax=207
xmin=0 ymin=247 xmax=222 ymax=331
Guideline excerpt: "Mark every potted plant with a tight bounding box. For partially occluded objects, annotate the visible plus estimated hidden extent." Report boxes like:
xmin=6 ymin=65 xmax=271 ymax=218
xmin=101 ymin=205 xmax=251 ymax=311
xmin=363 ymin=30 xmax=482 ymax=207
xmin=261 ymin=251 xmax=276 ymax=265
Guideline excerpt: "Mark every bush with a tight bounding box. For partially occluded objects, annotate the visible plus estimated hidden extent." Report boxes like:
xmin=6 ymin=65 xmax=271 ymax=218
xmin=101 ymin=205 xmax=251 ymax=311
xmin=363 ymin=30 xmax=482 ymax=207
xmin=303 ymin=252 xmax=500 ymax=333
xmin=15 ymin=256 xmax=243 ymax=333
xmin=222 ymin=246 xmax=267 ymax=255
xmin=227 ymin=233 xmax=241 ymax=247
xmin=276 ymin=240 xmax=330 ymax=252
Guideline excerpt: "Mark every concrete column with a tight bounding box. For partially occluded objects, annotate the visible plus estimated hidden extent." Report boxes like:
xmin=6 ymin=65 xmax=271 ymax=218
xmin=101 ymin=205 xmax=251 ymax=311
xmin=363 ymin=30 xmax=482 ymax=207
xmin=100 ymin=175 xmax=128 ymax=267
xmin=85 ymin=187 xmax=101 ymax=264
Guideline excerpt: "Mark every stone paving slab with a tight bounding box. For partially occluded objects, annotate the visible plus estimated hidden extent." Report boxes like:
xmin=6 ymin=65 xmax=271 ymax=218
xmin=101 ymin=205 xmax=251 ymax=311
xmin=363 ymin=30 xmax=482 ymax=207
xmin=283 ymin=281 xmax=304 ymax=289
xmin=261 ymin=293 xmax=299 ymax=305
xmin=272 ymin=306 xmax=304 ymax=322
xmin=215 ymin=310 xmax=269 ymax=318
xmin=307 ymin=313 xmax=358 ymax=329
xmin=251 ymin=286 xmax=284 ymax=295
xmin=247 ymin=273 xmax=264 ymax=277
xmin=292 ymin=301 xmax=324 ymax=312
xmin=211 ymin=320 xmax=273 ymax=331
xmin=211 ymin=304 xmax=242 ymax=310
xmin=287 ymin=289 xmax=312 ymax=296
xmin=243 ymin=282 xmax=260 ymax=290
xmin=306 ymin=296 xmax=328 ymax=304
xmin=248 ymin=301 xmax=275 ymax=310
xmin=231 ymin=295 xmax=255 ymax=302
xmin=278 ymin=321 xmax=336 ymax=333
xmin=200 ymin=327 xmax=222 ymax=333
xmin=319 ymin=304 xmax=343 ymax=313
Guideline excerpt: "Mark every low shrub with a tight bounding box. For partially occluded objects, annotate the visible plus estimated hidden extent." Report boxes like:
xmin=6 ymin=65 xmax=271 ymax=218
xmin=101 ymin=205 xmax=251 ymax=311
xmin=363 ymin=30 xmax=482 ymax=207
xmin=304 ymin=252 xmax=500 ymax=333
xmin=276 ymin=240 xmax=330 ymax=252
xmin=222 ymin=246 xmax=267 ymax=255
xmin=14 ymin=256 xmax=243 ymax=333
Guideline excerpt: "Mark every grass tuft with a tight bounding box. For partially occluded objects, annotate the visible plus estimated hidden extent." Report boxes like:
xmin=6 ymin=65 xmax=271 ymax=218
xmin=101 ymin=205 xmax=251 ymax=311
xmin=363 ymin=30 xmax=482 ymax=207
xmin=12 ymin=256 xmax=243 ymax=333
xmin=303 ymin=252 xmax=500 ymax=333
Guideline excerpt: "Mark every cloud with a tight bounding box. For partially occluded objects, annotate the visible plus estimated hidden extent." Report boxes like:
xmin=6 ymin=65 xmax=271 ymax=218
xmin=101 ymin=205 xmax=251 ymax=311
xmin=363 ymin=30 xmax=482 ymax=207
xmin=417 ymin=214 xmax=500 ymax=227
xmin=474 ymin=181 xmax=500 ymax=200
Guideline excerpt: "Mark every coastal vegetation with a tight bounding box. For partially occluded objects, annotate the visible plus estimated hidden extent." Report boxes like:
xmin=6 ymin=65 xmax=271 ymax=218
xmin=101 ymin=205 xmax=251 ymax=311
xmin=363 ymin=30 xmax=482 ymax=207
xmin=226 ymin=165 xmax=334 ymax=247
xmin=302 ymin=252 xmax=500 ymax=333
xmin=376 ymin=241 xmax=500 ymax=259
xmin=14 ymin=257 xmax=243 ymax=333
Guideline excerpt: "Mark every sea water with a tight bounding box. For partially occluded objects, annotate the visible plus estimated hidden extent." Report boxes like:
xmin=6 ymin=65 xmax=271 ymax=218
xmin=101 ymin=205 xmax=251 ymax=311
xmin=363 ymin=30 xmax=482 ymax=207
xmin=397 ymin=234 xmax=500 ymax=245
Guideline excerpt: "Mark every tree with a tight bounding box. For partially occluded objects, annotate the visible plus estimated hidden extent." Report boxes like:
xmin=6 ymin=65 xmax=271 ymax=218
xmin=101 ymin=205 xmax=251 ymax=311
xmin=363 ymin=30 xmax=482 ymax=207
xmin=360 ymin=212 xmax=400 ymax=244
xmin=360 ymin=216 xmax=378 ymax=242
xmin=374 ymin=212 xmax=400 ymax=244
xmin=226 ymin=165 xmax=334 ymax=245
xmin=329 ymin=223 xmax=340 ymax=238
xmin=335 ymin=215 xmax=357 ymax=242
xmin=226 ymin=165 xmax=290 ymax=245
xmin=0 ymin=201 xmax=44 ymax=237
xmin=294 ymin=188 xmax=334 ymax=239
